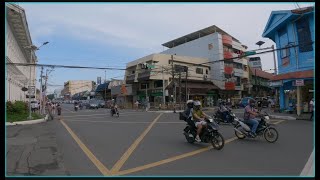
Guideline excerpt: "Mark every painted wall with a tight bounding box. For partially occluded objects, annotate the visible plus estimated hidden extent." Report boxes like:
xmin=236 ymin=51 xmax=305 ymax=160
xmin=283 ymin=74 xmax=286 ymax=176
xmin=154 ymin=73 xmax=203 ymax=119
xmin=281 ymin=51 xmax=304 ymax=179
xmin=275 ymin=13 xmax=314 ymax=75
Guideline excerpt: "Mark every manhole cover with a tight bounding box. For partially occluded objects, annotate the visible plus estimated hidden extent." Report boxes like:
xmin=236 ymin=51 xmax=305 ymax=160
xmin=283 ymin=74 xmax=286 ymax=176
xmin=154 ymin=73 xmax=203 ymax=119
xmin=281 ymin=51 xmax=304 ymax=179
xmin=7 ymin=137 xmax=37 ymax=146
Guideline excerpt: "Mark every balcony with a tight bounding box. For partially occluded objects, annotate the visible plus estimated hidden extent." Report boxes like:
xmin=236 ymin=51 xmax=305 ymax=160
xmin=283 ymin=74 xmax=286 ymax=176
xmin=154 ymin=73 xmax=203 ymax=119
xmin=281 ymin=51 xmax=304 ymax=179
xmin=126 ymin=74 xmax=135 ymax=83
xmin=222 ymin=35 xmax=232 ymax=47
xmin=138 ymin=71 xmax=151 ymax=81
xmin=224 ymin=51 xmax=233 ymax=59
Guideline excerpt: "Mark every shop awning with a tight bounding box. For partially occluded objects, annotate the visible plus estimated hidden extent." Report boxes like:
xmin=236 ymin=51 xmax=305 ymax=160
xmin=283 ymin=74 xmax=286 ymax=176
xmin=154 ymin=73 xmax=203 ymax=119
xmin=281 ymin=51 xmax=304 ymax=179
xmin=271 ymin=70 xmax=313 ymax=81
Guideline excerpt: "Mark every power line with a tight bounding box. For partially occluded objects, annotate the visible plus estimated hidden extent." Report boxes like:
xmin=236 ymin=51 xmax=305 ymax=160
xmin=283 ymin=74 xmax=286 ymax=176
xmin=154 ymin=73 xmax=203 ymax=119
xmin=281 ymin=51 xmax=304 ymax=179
xmin=195 ymin=41 xmax=314 ymax=66
xmin=6 ymin=63 xmax=127 ymax=70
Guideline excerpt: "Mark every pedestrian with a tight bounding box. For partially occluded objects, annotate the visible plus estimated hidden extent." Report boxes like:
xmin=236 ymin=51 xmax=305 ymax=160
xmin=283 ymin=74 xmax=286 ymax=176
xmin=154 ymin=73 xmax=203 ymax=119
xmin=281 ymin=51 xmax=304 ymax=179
xmin=47 ymin=103 xmax=54 ymax=120
xmin=309 ymin=98 xmax=314 ymax=121
xmin=135 ymin=100 xmax=139 ymax=111
xmin=52 ymin=102 xmax=56 ymax=115
xmin=31 ymin=102 xmax=36 ymax=113
xmin=57 ymin=103 xmax=62 ymax=120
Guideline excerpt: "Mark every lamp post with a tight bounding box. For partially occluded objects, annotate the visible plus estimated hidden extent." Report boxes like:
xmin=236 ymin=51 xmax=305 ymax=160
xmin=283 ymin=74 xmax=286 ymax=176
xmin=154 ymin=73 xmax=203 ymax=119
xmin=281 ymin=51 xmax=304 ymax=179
xmin=24 ymin=42 xmax=49 ymax=119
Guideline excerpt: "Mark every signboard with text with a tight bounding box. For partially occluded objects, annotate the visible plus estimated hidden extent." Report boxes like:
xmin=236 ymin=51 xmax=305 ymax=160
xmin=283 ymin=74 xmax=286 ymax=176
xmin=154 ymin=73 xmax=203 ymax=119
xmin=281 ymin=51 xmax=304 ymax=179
xmin=293 ymin=79 xmax=304 ymax=86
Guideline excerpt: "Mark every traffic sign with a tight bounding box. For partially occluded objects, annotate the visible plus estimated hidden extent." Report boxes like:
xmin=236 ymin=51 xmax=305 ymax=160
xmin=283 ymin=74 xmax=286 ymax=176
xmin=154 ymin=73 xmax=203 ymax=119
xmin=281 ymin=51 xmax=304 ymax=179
xmin=245 ymin=51 xmax=256 ymax=56
xmin=28 ymin=86 xmax=35 ymax=96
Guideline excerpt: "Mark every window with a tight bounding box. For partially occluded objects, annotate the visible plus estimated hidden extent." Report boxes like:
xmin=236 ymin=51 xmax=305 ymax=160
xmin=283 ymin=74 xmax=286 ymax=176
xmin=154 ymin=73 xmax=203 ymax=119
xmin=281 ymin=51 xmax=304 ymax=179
xmin=196 ymin=68 xmax=203 ymax=74
xmin=132 ymin=71 xmax=135 ymax=74
xmin=243 ymin=65 xmax=248 ymax=71
xmin=278 ymin=28 xmax=290 ymax=58
xmin=296 ymin=17 xmax=313 ymax=52
xmin=141 ymin=83 xmax=148 ymax=89
xmin=206 ymin=69 xmax=209 ymax=74
xmin=154 ymin=80 xmax=163 ymax=88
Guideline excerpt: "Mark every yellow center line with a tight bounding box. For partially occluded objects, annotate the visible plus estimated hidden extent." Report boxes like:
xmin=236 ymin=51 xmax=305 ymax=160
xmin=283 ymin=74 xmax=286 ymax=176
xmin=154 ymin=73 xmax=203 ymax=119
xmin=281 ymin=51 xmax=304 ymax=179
xmin=110 ymin=113 xmax=163 ymax=174
xmin=114 ymin=136 xmax=239 ymax=176
xmin=60 ymin=119 xmax=111 ymax=176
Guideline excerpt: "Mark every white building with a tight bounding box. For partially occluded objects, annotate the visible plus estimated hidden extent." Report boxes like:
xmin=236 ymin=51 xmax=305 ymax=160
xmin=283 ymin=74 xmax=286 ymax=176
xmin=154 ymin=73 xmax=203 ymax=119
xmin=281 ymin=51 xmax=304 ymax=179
xmin=161 ymin=25 xmax=251 ymax=98
xmin=6 ymin=3 xmax=37 ymax=102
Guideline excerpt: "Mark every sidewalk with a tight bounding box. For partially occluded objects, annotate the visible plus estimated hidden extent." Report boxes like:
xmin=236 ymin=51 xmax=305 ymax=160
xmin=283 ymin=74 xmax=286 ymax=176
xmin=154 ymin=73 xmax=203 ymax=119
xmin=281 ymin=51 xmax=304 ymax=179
xmin=6 ymin=120 xmax=67 ymax=176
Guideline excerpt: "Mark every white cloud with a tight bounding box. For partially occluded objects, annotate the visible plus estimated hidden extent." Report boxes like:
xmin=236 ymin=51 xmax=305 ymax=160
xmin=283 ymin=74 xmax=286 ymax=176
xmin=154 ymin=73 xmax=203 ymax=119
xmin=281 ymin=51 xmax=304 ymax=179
xmin=21 ymin=2 xmax=314 ymax=71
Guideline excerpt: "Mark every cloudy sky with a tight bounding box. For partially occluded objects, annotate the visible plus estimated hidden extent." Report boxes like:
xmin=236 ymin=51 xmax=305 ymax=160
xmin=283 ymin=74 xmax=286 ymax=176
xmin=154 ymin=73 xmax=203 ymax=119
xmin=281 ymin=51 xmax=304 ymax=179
xmin=18 ymin=2 xmax=314 ymax=94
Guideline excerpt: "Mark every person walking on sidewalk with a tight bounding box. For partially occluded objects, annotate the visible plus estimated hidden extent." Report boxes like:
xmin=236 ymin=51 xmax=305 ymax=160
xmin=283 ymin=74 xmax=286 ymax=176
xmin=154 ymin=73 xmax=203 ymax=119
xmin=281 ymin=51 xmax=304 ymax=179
xmin=57 ymin=103 xmax=62 ymax=120
xmin=47 ymin=103 xmax=54 ymax=120
xmin=309 ymin=98 xmax=314 ymax=121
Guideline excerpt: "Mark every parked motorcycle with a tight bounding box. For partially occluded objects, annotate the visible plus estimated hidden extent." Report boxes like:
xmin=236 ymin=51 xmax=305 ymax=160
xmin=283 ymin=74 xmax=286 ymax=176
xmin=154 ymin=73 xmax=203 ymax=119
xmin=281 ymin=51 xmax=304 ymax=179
xmin=179 ymin=112 xmax=225 ymax=150
xmin=110 ymin=106 xmax=119 ymax=117
xmin=233 ymin=112 xmax=279 ymax=143
xmin=213 ymin=108 xmax=238 ymax=126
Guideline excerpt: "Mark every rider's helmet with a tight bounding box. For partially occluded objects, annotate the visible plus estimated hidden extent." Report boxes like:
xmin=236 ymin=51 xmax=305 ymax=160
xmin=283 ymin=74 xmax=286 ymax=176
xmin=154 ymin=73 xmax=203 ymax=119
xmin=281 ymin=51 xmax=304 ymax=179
xmin=194 ymin=100 xmax=201 ymax=109
xmin=186 ymin=100 xmax=194 ymax=108
xmin=249 ymin=99 xmax=256 ymax=107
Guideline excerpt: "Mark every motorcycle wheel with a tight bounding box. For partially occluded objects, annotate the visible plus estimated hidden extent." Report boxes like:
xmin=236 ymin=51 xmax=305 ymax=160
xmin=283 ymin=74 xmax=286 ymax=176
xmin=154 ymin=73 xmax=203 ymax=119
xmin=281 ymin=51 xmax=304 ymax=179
xmin=211 ymin=132 xmax=224 ymax=150
xmin=264 ymin=127 xmax=279 ymax=143
xmin=234 ymin=124 xmax=246 ymax=139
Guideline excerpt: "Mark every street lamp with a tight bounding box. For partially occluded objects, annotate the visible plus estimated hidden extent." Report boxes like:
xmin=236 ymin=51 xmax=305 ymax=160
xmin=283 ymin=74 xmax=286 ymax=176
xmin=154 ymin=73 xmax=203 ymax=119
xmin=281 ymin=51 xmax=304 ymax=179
xmin=255 ymin=41 xmax=277 ymax=75
xmin=24 ymin=41 xmax=49 ymax=120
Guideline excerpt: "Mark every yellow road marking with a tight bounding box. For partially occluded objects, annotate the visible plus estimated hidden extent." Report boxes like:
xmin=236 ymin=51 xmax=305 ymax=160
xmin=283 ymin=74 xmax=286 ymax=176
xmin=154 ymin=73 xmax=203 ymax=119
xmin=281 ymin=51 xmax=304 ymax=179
xmin=272 ymin=120 xmax=285 ymax=125
xmin=110 ymin=113 xmax=163 ymax=173
xmin=114 ymin=136 xmax=239 ymax=176
xmin=60 ymin=120 xmax=111 ymax=176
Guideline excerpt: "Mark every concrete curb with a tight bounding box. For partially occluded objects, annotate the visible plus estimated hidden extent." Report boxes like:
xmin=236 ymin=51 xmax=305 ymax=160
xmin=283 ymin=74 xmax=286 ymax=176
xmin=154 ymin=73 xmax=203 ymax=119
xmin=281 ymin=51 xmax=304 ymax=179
xmin=6 ymin=114 xmax=48 ymax=126
xmin=270 ymin=115 xmax=296 ymax=120
xmin=147 ymin=110 xmax=184 ymax=113
xmin=300 ymin=149 xmax=315 ymax=177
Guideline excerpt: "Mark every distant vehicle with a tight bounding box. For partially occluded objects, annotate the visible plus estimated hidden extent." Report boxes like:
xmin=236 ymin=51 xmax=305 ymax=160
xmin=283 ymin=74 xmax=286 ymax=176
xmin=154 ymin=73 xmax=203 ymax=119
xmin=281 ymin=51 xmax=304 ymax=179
xmin=239 ymin=97 xmax=255 ymax=108
xmin=86 ymin=100 xmax=99 ymax=109
xmin=255 ymin=97 xmax=269 ymax=108
xmin=98 ymin=100 xmax=105 ymax=108
xmin=31 ymin=100 xmax=39 ymax=110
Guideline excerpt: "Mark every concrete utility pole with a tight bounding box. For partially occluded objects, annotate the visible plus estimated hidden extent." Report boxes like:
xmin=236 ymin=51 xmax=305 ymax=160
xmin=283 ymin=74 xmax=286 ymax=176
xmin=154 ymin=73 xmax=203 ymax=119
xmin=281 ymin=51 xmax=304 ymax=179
xmin=39 ymin=66 xmax=43 ymax=115
xmin=145 ymin=83 xmax=148 ymax=111
xmin=178 ymin=70 xmax=182 ymax=110
xmin=43 ymin=70 xmax=48 ymax=114
xmin=171 ymin=55 xmax=176 ymax=113
xmin=162 ymin=65 xmax=165 ymax=106
xmin=104 ymin=70 xmax=107 ymax=101
xmin=185 ymin=69 xmax=188 ymax=102
xmin=28 ymin=48 xmax=33 ymax=120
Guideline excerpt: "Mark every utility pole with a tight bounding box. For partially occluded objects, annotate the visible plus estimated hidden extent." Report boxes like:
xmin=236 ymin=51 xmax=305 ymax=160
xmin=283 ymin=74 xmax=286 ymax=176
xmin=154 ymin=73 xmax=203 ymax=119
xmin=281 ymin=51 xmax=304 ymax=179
xmin=162 ymin=65 xmax=165 ymax=106
xmin=28 ymin=49 xmax=33 ymax=120
xmin=178 ymin=70 xmax=182 ymax=110
xmin=171 ymin=55 xmax=176 ymax=113
xmin=145 ymin=83 xmax=148 ymax=111
xmin=39 ymin=66 xmax=43 ymax=115
xmin=104 ymin=70 xmax=107 ymax=102
xmin=43 ymin=70 xmax=48 ymax=114
xmin=185 ymin=69 xmax=188 ymax=102
xmin=255 ymin=68 xmax=257 ymax=97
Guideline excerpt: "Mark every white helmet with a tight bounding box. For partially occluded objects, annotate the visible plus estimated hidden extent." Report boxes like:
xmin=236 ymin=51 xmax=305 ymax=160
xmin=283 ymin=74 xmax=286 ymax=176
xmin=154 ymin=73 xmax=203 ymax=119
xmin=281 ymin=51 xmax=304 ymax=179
xmin=194 ymin=100 xmax=201 ymax=106
xmin=186 ymin=100 xmax=193 ymax=105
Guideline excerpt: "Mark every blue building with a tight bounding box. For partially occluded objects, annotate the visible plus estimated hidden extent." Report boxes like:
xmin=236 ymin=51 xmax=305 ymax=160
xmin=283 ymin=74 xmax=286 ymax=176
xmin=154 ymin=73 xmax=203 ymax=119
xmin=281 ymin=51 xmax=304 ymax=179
xmin=262 ymin=6 xmax=314 ymax=115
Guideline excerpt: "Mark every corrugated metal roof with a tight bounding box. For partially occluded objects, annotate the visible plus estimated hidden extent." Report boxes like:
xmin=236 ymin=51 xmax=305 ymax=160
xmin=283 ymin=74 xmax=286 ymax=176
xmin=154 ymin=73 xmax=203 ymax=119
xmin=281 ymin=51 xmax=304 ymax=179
xmin=162 ymin=25 xmax=240 ymax=48
xmin=95 ymin=82 xmax=110 ymax=92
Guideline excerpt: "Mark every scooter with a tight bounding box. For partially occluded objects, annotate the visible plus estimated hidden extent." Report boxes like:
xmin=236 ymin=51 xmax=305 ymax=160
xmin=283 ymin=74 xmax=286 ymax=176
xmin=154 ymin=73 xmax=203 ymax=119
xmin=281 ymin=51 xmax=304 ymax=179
xmin=74 ymin=105 xmax=79 ymax=112
xmin=179 ymin=112 xmax=225 ymax=150
xmin=213 ymin=108 xmax=238 ymax=126
xmin=233 ymin=112 xmax=279 ymax=143
xmin=111 ymin=106 xmax=119 ymax=117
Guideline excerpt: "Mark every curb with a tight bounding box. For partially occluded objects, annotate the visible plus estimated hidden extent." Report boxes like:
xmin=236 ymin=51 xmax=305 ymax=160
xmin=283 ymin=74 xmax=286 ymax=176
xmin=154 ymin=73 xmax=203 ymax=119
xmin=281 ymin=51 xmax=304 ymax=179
xmin=300 ymin=149 xmax=315 ymax=176
xmin=147 ymin=110 xmax=184 ymax=113
xmin=6 ymin=114 xmax=48 ymax=126
xmin=270 ymin=115 xmax=296 ymax=120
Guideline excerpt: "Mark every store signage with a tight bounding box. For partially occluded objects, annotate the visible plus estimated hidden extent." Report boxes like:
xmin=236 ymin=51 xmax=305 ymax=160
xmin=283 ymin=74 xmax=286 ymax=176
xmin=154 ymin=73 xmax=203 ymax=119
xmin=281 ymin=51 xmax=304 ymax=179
xmin=269 ymin=81 xmax=283 ymax=87
xmin=293 ymin=79 xmax=304 ymax=86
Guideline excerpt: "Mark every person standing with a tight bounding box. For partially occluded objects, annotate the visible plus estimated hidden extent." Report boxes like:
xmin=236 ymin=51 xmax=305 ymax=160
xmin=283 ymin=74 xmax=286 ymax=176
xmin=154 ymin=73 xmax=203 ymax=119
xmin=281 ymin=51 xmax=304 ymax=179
xmin=309 ymin=98 xmax=314 ymax=121
xmin=57 ymin=103 xmax=62 ymax=120
xmin=47 ymin=103 xmax=54 ymax=120
xmin=135 ymin=100 xmax=139 ymax=111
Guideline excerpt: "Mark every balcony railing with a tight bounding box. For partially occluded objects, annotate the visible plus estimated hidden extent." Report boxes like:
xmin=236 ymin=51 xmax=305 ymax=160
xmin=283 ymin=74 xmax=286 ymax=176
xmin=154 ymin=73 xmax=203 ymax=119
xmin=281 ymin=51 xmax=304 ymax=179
xmin=138 ymin=71 xmax=151 ymax=80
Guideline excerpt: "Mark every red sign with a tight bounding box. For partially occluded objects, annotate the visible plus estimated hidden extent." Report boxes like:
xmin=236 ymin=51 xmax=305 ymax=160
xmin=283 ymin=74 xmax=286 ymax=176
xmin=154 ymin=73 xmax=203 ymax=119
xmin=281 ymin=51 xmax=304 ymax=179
xmin=224 ymin=66 xmax=234 ymax=74
xmin=225 ymin=82 xmax=235 ymax=90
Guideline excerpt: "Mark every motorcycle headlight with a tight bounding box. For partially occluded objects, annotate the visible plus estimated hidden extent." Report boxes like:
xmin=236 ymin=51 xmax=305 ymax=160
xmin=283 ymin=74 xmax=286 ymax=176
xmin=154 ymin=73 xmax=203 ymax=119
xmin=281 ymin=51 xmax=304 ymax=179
xmin=209 ymin=118 xmax=213 ymax=123
xmin=265 ymin=116 xmax=270 ymax=120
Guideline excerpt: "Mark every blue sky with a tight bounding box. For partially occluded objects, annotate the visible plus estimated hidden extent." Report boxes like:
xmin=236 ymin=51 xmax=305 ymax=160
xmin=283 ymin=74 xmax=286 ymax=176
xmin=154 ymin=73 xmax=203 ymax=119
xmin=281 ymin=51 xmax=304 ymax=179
xmin=17 ymin=2 xmax=314 ymax=94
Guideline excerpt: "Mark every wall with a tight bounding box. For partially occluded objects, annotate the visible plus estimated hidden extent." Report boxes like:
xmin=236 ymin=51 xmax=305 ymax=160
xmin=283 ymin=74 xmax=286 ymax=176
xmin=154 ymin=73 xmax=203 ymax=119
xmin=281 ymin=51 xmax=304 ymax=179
xmin=275 ymin=13 xmax=314 ymax=75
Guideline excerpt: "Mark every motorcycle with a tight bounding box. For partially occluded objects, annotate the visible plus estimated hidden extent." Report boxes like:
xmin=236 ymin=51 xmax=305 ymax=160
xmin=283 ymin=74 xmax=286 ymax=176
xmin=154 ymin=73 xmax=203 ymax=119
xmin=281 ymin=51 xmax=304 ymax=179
xmin=74 ymin=105 xmax=79 ymax=111
xmin=213 ymin=108 xmax=238 ymax=126
xmin=111 ymin=106 xmax=119 ymax=117
xmin=179 ymin=112 xmax=225 ymax=150
xmin=233 ymin=112 xmax=279 ymax=143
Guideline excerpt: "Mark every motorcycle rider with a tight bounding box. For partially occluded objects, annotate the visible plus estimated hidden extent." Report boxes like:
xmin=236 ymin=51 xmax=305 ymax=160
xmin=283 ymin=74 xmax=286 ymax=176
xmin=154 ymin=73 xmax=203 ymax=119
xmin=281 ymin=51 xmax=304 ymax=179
xmin=192 ymin=100 xmax=211 ymax=142
xmin=111 ymin=99 xmax=118 ymax=115
xmin=218 ymin=101 xmax=230 ymax=123
xmin=184 ymin=100 xmax=194 ymax=120
xmin=74 ymin=101 xmax=79 ymax=111
xmin=244 ymin=99 xmax=259 ymax=137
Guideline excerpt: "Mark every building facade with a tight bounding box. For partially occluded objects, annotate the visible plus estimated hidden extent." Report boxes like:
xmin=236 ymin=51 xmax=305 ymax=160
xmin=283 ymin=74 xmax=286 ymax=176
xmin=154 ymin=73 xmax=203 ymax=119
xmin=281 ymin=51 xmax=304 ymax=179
xmin=125 ymin=53 xmax=218 ymax=108
xmin=160 ymin=25 xmax=251 ymax=99
xmin=61 ymin=80 xmax=94 ymax=99
xmin=6 ymin=3 xmax=36 ymax=102
xmin=262 ymin=6 xmax=315 ymax=115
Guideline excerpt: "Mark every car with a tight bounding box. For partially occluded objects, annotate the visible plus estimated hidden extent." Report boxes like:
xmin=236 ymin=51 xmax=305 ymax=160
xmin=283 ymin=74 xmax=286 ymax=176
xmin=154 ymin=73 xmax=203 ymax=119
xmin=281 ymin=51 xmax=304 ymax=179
xmin=98 ymin=100 xmax=105 ymax=108
xmin=238 ymin=97 xmax=255 ymax=108
xmin=86 ymin=100 xmax=99 ymax=109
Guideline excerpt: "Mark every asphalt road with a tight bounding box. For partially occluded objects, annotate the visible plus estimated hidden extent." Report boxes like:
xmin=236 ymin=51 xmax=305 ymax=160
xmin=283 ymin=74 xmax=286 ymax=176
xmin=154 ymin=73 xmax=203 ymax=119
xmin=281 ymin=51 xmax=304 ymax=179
xmin=7 ymin=103 xmax=314 ymax=176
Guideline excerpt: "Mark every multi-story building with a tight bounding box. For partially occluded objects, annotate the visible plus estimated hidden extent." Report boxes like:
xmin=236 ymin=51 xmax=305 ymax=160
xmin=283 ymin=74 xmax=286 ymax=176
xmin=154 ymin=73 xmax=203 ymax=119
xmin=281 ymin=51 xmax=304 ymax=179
xmin=160 ymin=25 xmax=250 ymax=99
xmin=6 ymin=3 xmax=36 ymax=102
xmin=262 ymin=6 xmax=314 ymax=115
xmin=250 ymin=68 xmax=273 ymax=97
xmin=61 ymin=80 xmax=94 ymax=100
xmin=125 ymin=53 xmax=218 ymax=107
